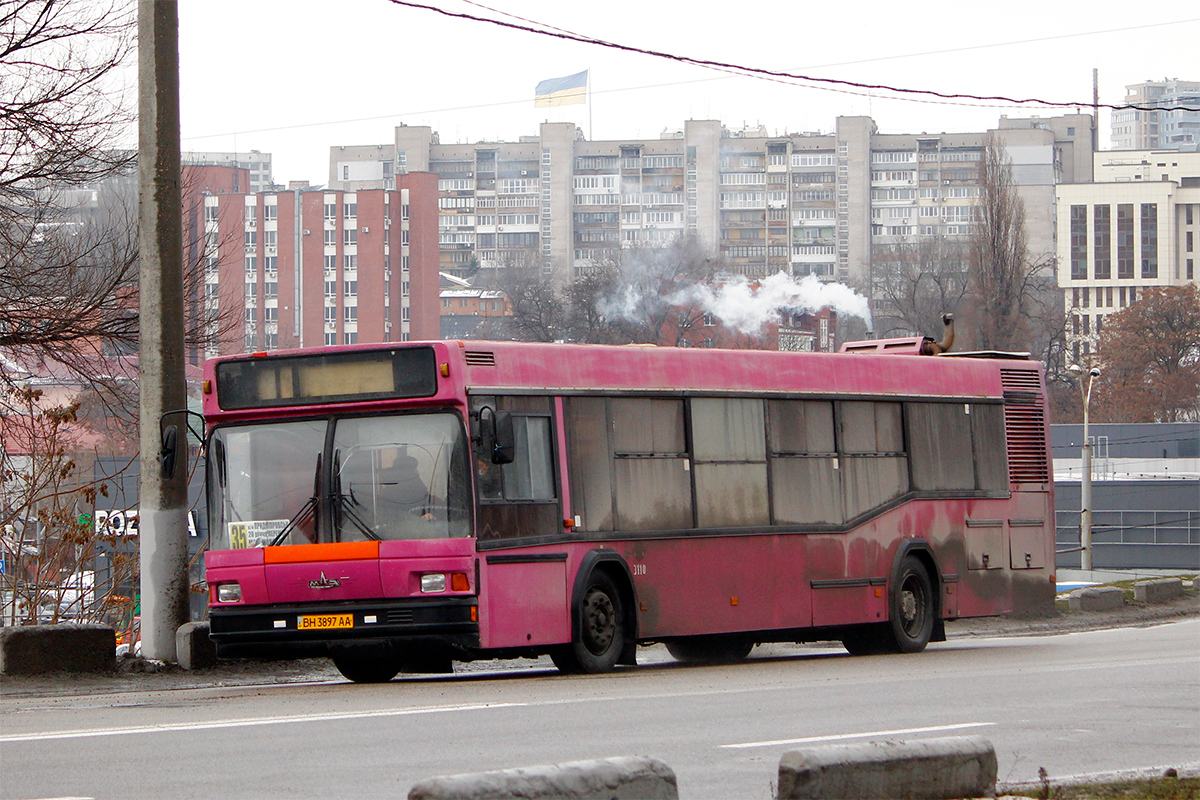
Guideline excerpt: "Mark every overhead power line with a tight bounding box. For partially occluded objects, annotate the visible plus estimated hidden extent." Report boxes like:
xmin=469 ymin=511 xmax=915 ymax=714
xmin=387 ymin=0 xmax=1198 ymax=113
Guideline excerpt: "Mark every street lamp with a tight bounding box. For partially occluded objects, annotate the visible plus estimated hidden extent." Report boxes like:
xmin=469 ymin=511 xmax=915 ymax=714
xmin=1067 ymin=364 xmax=1102 ymax=571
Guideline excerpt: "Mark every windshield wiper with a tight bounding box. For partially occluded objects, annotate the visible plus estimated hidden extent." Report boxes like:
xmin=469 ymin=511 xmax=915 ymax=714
xmin=336 ymin=493 xmax=381 ymax=541
xmin=269 ymin=454 xmax=321 ymax=547
xmin=332 ymin=449 xmax=381 ymax=542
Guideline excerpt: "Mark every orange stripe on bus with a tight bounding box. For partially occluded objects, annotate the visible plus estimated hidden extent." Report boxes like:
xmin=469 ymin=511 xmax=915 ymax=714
xmin=263 ymin=541 xmax=380 ymax=563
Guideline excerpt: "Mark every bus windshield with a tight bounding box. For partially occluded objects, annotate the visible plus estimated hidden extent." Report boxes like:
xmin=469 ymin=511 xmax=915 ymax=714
xmin=208 ymin=412 xmax=471 ymax=549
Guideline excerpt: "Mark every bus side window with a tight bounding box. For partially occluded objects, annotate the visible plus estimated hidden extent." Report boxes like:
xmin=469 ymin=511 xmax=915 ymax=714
xmin=691 ymin=397 xmax=769 ymax=528
xmin=474 ymin=395 xmax=560 ymax=541
xmin=610 ymin=398 xmax=692 ymax=532
xmin=768 ymin=400 xmax=843 ymax=525
xmin=839 ymin=401 xmax=908 ymax=521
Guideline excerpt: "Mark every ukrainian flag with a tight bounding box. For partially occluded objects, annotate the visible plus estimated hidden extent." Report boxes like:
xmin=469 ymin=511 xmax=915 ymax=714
xmin=535 ymin=70 xmax=588 ymax=108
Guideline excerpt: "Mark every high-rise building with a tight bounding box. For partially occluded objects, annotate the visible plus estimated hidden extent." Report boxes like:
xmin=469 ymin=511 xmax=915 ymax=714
xmin=1055 ymin=150 xmax=1200 ymax=362
xmin=1111 ymin=79 xmax=1200 ymax=151
xmin=189 ymin=173 xmax=440 ymax=358
xmin=330 ymin=115 xmax=1093 ymax=293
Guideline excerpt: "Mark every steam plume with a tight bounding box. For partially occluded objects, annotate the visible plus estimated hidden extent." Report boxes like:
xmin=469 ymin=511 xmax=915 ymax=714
xmin=672 ymin=272 xmax=872 ymax=334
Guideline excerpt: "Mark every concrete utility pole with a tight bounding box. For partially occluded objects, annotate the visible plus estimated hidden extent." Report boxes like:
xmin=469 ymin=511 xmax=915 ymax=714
xmin=138 ymin=0 xmax=189 ymax=662
xmin=1069 ymin=364 xmax=1101 ymax=572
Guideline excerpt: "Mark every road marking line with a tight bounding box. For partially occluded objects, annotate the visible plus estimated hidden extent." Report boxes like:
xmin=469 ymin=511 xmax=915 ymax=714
xmin=0 ymin=702 xmax=524 ymax=743
xmin=721 ymin=721 xmax=997 ymax=749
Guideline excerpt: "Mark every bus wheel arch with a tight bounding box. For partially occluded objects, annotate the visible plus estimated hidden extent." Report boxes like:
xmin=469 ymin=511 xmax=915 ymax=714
xmin=552 ymin=551 xmax=638 ymax=674
xmin=841 ymin=541 xmax=941 ymax=656
xmin=888 ymin=542 xmax=939 ymax=653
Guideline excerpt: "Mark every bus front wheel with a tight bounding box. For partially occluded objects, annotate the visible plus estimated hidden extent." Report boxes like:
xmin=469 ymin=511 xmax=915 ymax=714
xmin=331 ymin=645 xmax=402 ymax=683
xmin=551 ymin=571 xmax=625 ymax=675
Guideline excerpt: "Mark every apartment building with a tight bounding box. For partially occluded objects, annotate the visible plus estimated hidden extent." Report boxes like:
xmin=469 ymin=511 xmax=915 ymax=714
xmin=191 ymin=172 xmax=440 ymax=358
xmin=183 ymin=150 xmax=275 ymax=193
xmin=1055 ymin=150 xmax=1200 ymax=361
xmin=330 ymin=115 xmax=1092 ymax=294
xmin=1111 ymin=79 xmax=1200 ymax=151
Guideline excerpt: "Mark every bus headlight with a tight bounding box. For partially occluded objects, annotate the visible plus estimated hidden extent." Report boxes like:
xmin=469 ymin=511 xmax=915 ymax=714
xmin=216 ymin=582 xmax=242 ymax=603
xmin=420 ymin=573 xmax=447 ymax=593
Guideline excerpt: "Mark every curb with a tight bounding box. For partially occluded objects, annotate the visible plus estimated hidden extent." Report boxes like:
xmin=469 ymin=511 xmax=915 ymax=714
xmin=0 ymin=624 xmax=116 ymax=675
xmin=407 ymin=756 xmax=678 ymax=800
xmin=778 ymin=736 xmax=997 ymax=800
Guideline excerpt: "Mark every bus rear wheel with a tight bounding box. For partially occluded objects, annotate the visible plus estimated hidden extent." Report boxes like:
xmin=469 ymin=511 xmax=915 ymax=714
xmin=841 ymin=556 xmax=935 ymax=655
xmin=666 ymin=636 xmax=754 ymax=664
xmin=551 ymin=571 xmax=625 ymax=675
xmin=331 ymin=645 xmax=402 ymax=683
xmin=889 ymin=555 xmax=935 ymax=653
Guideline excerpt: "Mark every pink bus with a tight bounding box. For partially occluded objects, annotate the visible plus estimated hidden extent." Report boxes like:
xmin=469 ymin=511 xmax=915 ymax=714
xmin=203 ymin=339 xmax=1054 ymax=682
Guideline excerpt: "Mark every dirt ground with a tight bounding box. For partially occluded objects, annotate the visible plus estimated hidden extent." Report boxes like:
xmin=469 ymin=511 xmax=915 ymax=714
xmin=2 ymin=586 xmax=1197 ymax=699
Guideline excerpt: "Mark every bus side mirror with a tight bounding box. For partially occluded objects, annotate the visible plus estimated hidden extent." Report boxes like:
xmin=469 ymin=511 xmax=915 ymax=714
xmin=481 ymin=409 xmax=515 ymax=465
xmin=161 ymin=424 xmax=179 ymax=479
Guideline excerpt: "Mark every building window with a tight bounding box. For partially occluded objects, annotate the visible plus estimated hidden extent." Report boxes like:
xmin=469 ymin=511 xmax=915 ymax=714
xmin=344 ymin=254 xmax=357 ymax=270
xmin=345 ymin=306 xmax=357 ymax=323
xmin=324 ymin=254 xmax=337 ymax=272
xmin=344 ymin=280 xmax=357 ymax=298
xmin=324 ymin=203 xmax=336 ymax=220
xmin=325 ymin=332 xmax=337 ymax=346
xmin=265 ymin=281 xmax=277 ymax=299
xmin=401 ymin=281 xmax=409 ymax=297
xmin=244 ymin=231 xmax=257 ymax=249
xmin=324 ymin=230 xmax=336 ymax=247
xmin=324 ymin=307 xmax=336 ymax=323
xmin=344 ymin=203 xmax=357 ymax=219
xmin=1069 ymin=205 xmax=1087 ymax=281
xmin=1093 ymin=205 xmax=1110 ymax=280
xmin=264 ymin=205 xmax=277 ymax=222
xmin=325 ymin=280 xmax=336 ymax=297
xmin=1116 ymin=204 xmax=1134 ymax=280
xmin=1140 ymin=204 xmax=1157 ymax=278
xmin=344 ymin=229 xmax=357 ymax=247
xmin=344 ymin=332 xmax=357 ymax=344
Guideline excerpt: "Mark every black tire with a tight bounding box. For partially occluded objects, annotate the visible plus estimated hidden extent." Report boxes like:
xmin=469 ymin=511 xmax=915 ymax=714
xmin=331 ymin=646 xmax=401 ymax=683
xmin=666 ymin=636 xmax=754 ymax=664
xmin=550 ymin=570 xmax=625 ymax=675
xmin=888 ymin=555 xmax=935 ymax=653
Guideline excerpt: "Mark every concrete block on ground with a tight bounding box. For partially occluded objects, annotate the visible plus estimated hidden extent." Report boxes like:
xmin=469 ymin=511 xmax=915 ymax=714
xmin=0 ymin=624 xmax=116 ymax=675
xmin=1134 ymin=578 xmax=1184 ymax=604
xmin=176 ymin=621 xmax=217 ymax=670
xmin=408 ymin=756 xmax=677 ymax=800
xmin=778 ymin=735 xmax=997 ymax=800
xmin=1068 ymin=586 xmax=1125 ymax=611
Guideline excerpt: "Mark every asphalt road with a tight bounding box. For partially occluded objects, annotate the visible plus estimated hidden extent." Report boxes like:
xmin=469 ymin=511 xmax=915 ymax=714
xmin=2 ymin=620 xmax=1198 ymax=799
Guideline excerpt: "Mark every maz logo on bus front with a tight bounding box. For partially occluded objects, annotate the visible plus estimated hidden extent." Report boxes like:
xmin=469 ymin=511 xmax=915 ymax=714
xmin=308 ymin=572 xmax=344 ymax=589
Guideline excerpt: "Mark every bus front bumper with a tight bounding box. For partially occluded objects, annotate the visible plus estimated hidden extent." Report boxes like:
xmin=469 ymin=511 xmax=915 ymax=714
xmin=208 ymin=596 xmax=479 ymax=659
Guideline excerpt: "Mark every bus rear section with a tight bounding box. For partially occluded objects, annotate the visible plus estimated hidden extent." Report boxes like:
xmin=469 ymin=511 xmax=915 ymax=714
xmin=202 ymin=340 xmax=1054 ymax=682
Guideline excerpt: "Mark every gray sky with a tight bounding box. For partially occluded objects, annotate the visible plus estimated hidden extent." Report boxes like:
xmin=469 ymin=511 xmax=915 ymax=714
xmin=176 ymin=0 xmax=1199 ymax=185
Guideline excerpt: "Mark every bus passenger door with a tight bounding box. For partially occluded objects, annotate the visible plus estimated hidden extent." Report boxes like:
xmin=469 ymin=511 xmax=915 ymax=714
xmin=471 ymin=395 xmax=571 ymax=649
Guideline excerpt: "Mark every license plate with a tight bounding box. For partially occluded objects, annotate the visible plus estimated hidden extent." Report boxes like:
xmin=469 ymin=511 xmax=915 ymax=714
xmin=297 ymin=613 xmax=353 ymax=631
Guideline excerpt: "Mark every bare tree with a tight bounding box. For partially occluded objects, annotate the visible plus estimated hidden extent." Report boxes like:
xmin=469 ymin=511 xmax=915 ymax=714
xmin=963 ymin=133 xmax=1056 ymax=353
xmin=494 ymin=253 xmax=566 ymax=342
xmin=593 ymin=235 xmax=720 ymax=345
xmin=0 ymin=0 xmax=137 ymax=383
xmin=871 ymin=235 xmax=970 ymax=338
